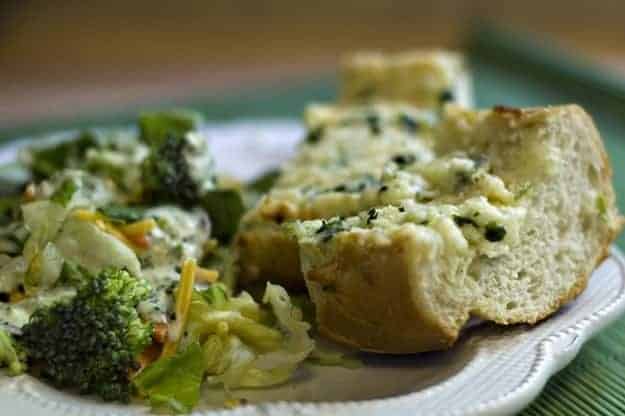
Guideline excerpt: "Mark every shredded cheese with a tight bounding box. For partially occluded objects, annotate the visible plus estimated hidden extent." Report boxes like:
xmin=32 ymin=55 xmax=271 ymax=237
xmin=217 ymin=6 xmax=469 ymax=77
xmin=72 ymin=209 xmax=154 ymax=251
xmin=195 ymin=267 xmax=219 ymax=283
xmin=161 ymin=258 xmax=196 ymax=358
xmin=119 ymin=219 xmax=157 ymax=237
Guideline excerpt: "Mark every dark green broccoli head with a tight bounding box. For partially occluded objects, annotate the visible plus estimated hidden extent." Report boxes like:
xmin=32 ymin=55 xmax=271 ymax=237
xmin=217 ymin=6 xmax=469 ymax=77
xmin=19 ymin=268 xmax=153 ymax=402
xmin=141 ymin=135 xmax=203 ymax=206
xmin=138 ymin=110 xmax=216 ymax=206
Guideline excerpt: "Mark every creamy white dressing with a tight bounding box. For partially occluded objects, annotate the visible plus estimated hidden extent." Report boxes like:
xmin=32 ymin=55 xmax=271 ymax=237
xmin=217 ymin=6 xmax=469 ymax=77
xmin=0 ymin=286 xmax=75 ymax=332
xmin=0 ymin=124 xmax=219 ymax=337
xmin=185 ymin=132 xmax=217 ymax=194
xmin=137 ymin=206 xmax=211 ymax=322
xmin=0 ymin=203 xmax=211 ymax=328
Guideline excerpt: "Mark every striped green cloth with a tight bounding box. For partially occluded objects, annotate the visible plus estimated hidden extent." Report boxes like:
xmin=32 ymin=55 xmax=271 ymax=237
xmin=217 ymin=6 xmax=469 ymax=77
xmin=1 ymin=25 xmax=624 ymax=415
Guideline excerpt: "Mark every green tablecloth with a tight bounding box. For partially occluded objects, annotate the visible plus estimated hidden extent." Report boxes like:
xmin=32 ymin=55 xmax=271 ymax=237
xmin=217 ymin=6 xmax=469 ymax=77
xmin=1 ymin=25 xmax=624 ymax=415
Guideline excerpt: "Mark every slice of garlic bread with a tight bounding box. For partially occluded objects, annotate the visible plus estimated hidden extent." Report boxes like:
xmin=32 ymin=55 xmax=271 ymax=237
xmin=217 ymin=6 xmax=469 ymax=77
xmin=236 ymin=104 xmax=435 ymax=289
xmin=236 ymin=50 xmax=471 ymax=290
xmin=290 ymin=105 xmax=623 ymax=353
xmin=340 ymin=50 xmax=472 ymax=108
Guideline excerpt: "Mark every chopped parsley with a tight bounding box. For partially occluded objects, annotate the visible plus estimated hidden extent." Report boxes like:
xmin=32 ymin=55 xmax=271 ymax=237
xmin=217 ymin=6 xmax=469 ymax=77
xmin=366 ymin=208 xmax=378 ymax=224
xmin=366 ymin=114 xmax=381 ymax=135
xmin=454 ymin=171 xmax=473 ymax=191
xmin=484 ymin=223 xmax=506 ymax=242
xmin=320 ymin=175 xmax=379 ymax=194
xmin=316 ymin=218 xmax=349 ymax=242
xmin=515 ymin=182 xmax=533 ymax=200
xmin=398 ymin=114 xmax=420 ymax=133
xmin=392 ymin=154 xmax=417 ymax=167
xmin=453 ymin=215 xmax=478 ymax=228
xmin=439 ymin=90 xmax=454 ymax=104
xmin=305 ymin=127 xmax=324 ymax=144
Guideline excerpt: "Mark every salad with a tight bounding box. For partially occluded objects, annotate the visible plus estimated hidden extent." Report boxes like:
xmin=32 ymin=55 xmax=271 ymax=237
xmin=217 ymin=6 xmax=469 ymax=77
xmin=0 ymin=110 xmax=329 ymax=413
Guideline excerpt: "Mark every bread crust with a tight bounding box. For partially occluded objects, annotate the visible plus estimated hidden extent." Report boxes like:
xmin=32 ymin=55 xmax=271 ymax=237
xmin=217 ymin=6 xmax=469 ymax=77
xmin=236 ymin=52 xmax=471 ymax=290
xmin=306 ymin=226 xmax=459 ymax=353
xmin=236 ymin=223 xmax=303 ymax=290
xmin=300 ymin=105 xmax=623 ymax=353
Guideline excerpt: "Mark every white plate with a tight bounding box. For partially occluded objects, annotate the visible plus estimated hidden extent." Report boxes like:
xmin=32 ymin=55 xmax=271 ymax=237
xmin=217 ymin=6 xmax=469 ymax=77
xmin=1 ymin=120 xmax=625 ymax=416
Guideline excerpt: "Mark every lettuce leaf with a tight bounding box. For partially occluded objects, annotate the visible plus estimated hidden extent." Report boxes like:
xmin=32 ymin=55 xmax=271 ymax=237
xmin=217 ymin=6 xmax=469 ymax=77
xmin=132 ymin=342 xmax=204 ymax=414
xmin=202 ymin=283 xmax=314 ymax=389
xmin=138 ymin=110 xmax=204 ymax=146
xmin=0 ymin=328 xmax=26 ymax=375
xmin=200 ymin=190 xmax=245 ymax=243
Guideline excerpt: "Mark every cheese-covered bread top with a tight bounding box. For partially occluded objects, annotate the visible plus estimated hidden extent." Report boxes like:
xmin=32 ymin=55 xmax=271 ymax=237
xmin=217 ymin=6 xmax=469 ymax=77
xmin=340 ymin=50 xmax=471 ymax=108
xmin=248 ymin=103 xmax=436 ymax=223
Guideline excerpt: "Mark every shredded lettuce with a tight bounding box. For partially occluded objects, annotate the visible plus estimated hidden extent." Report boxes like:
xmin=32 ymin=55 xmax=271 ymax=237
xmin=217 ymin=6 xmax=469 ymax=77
xmin=0 ymin=328 xmax=26 ymax=375
xmin=201 ymin=248 xmax=238 ymax=294
xmin=21 ymin=201 xmax=68 ymax=292
xmin=50 ymin=178 xmax=78 ymax=207
xmin=54 ymin=219 xmax=141 ymax=277
xmin=133 ymin=281 xmax=314 ymax=412
xmin=133 ymin=342 xmax=205 ymax=414
xmin=198 ymin=283 xmax=314 ymax=389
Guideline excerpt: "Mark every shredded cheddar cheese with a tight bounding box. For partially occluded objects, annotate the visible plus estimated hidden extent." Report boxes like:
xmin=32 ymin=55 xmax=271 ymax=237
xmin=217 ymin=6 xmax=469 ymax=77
xmin=119 ymin=219 xmax=157 ymax=237
xmin=195 ymin=267 xmax=219 ymax=283
xmin=72 ymin=209 xmax=155 ymax=251
xmin=161 ymin=258 xmax=196 ymax=358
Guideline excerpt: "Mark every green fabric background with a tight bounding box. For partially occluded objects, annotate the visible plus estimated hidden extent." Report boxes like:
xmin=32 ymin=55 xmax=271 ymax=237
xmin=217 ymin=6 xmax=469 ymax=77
xmin=1 ymin=26 xmax=624 ymax=415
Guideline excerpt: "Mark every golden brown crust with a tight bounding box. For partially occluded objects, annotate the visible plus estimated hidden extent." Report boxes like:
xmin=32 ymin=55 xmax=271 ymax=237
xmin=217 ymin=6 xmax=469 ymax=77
xmin=482 ymin=105 xmax=622 ymax=326
xmin=236 ymin=224 xmax=304 ymax=290
xmin=302 ymin=104 xmax=623 ymax=353
xmin=305 ymin=227 xmax=461 ymax=353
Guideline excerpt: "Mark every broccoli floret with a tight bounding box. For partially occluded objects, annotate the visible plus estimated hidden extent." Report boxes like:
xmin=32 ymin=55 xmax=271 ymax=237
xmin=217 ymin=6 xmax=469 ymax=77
xmin=139 ymin=111 xmax=215 ymax=206
xmin=19 ymin=268 xmax=153 ymax=402
xmin=141 ymin=135 xmax=204 ymax=205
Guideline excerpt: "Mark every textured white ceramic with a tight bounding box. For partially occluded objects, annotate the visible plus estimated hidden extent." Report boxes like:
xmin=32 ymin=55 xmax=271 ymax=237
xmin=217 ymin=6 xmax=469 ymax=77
xmin=1 ymin=120 xmax=624 ymax=416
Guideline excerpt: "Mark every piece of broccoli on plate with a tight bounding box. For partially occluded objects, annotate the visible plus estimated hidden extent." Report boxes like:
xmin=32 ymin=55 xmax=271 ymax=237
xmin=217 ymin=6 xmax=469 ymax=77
xmin=19 ymin=267 xmax=153 ymax=402
xmin=139 ymin=110 xmax=216 ymax=206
